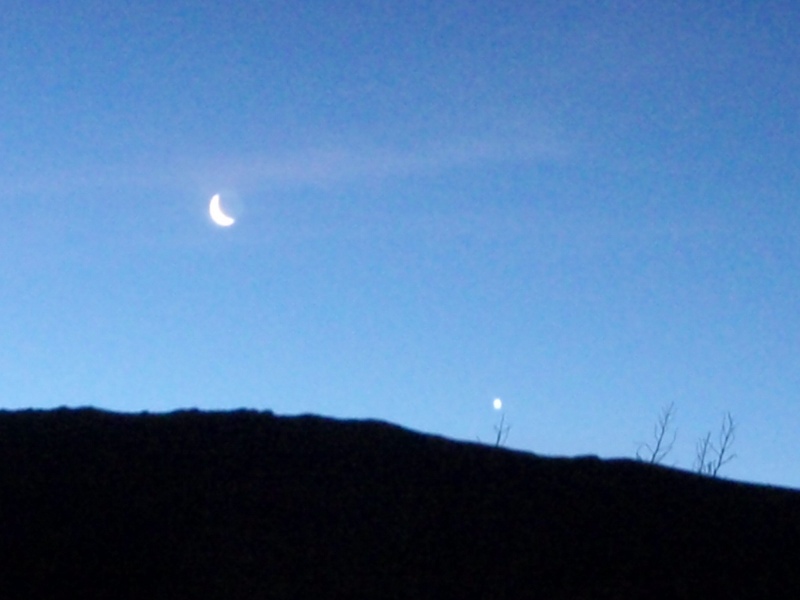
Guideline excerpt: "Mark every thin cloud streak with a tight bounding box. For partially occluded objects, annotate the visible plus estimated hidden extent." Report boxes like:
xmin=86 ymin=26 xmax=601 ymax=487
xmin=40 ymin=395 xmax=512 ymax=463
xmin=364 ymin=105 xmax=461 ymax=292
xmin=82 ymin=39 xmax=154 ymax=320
xmin=184 ymin=133 xmax=572 ymax=193
xmin=4 ymin=132 xmax=570 ymax=200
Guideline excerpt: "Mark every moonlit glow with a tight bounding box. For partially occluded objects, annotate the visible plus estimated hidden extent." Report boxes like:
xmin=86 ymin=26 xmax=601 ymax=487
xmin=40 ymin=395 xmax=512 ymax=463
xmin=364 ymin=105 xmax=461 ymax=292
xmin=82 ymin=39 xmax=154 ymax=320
xmin=209 ymin=194 xmax=235 ymax=227
xmin=493 ymin=398 xmax=502 ymax=410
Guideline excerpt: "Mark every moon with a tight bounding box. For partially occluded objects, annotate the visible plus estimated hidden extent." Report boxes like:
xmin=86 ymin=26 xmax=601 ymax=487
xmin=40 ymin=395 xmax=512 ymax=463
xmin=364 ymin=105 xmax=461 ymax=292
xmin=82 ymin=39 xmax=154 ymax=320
xmin=209 ymin=194 xmax=235 ymax=227
xmin=493 ymin=398 xmax=503 ymax=410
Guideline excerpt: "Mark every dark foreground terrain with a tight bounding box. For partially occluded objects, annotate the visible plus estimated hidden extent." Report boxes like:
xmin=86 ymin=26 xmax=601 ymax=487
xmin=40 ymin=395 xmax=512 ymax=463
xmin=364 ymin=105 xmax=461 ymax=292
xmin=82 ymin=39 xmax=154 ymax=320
xmin=0 ymin=408 xmax=798 ymax=598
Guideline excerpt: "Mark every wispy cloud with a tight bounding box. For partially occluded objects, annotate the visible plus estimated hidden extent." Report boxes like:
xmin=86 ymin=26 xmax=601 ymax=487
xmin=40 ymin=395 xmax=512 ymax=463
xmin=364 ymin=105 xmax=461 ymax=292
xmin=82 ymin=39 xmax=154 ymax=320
xmin=181 ymin=132 xmax=572 ymax=193
xmin=4 ymin=129 xmax=570 ymax=200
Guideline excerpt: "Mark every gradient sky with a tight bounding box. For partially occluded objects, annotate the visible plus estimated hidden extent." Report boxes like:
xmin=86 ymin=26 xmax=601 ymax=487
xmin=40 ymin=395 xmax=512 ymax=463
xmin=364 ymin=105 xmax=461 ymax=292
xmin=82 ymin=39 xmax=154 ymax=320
xmin=2 ymin=1 xmax=799 ymax=488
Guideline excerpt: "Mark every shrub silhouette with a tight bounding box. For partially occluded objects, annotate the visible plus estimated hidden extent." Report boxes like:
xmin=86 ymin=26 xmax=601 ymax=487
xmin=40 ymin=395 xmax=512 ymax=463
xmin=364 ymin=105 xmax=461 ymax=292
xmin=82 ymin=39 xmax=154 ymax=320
xmin=637 ymin=404 xmax=737 ymax=477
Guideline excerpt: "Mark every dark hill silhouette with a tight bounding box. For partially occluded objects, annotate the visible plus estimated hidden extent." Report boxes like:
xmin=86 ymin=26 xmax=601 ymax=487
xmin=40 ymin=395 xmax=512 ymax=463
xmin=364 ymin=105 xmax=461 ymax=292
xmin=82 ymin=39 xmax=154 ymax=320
xmin=0 ymin=408 xmax=798 ymax=598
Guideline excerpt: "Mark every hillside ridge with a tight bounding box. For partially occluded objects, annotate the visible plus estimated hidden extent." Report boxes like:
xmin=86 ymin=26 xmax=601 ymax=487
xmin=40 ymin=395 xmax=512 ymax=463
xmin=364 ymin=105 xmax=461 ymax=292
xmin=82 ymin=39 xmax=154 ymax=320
xmin=0 ymin=408 xmax=798 ymax=598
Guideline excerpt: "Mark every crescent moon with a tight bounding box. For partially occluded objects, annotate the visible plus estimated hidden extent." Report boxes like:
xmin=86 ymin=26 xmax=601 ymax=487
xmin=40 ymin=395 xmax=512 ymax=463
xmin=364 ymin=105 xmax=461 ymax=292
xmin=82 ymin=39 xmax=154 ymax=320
xmin=209 ymin=194 xmax=235 ymax=227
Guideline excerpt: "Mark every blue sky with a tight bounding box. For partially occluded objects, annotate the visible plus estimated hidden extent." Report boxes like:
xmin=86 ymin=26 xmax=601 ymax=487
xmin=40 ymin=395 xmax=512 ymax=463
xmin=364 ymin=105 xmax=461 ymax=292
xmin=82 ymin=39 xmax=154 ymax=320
xmin=2 ymin=1 xmax=799 ymax=488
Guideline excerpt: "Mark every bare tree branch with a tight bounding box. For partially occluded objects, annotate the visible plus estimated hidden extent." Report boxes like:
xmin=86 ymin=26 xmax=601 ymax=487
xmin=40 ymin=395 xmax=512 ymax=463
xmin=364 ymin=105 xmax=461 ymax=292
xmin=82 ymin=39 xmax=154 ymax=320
xmin=694 ymin=431 xmax=714 ymax=474
xmin=637 ymin=403 xmax=677 ymax=464
xmin=695 ymin=412 xmax=736 ymax=477
xmin=712 ymin=412 xmax=736 ymax=476
xmin=494 ymin=414 xmax=511 ymax=447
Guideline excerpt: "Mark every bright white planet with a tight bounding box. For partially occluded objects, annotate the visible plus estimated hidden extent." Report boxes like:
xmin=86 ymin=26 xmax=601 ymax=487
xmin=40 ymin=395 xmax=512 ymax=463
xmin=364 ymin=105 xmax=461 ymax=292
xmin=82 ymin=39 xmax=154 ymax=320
xmin=493 ymin=398 xmax=503 ymax=410
xmin=209 ymin=194 xmax=235 ymax=227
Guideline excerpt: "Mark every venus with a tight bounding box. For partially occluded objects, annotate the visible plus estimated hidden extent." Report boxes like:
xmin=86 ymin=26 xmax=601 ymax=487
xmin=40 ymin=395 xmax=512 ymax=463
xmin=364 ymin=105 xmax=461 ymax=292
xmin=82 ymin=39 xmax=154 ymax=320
xmin=493 ymin=398 xmax=503 ymax=410
xmin=209 ymin=194 xmax=235 ymax=227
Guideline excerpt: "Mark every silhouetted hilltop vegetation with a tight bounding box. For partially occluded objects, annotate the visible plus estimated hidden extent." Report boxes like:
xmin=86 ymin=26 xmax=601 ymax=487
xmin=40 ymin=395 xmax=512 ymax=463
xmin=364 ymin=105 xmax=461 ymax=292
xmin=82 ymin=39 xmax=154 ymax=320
xmin=0 ymin=408 xmax=798 ymax=598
